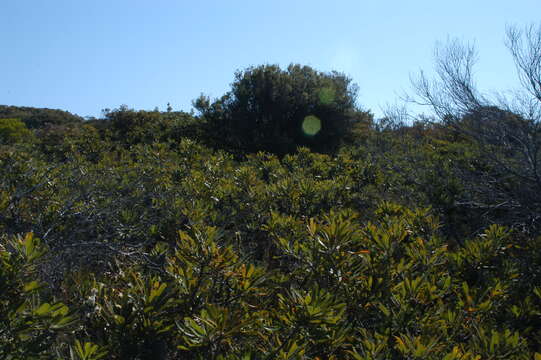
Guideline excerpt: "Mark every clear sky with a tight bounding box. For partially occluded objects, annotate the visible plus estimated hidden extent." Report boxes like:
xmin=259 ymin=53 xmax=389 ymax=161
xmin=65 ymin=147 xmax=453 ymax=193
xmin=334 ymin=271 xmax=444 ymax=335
xmin=1 ymin=0 xmax=539 ymax=118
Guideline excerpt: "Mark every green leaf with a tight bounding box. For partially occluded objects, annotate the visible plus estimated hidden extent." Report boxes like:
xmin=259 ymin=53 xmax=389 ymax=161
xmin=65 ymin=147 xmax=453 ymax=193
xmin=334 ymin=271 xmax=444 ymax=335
xmin=23 ymin=280 xmax=40 ymax=292
xmin=34 ymin=303 xmax=52 ymax=316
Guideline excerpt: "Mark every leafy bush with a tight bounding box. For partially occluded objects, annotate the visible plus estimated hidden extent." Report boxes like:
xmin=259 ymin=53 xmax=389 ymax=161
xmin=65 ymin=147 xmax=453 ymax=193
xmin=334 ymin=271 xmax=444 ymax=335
xmin=0 ymin=233 xmax=80 ymax=359
xmin=194 ymin=64 xmax=370 ymax=155
xmin=0 ymin=105 xmax=83 ymax=129
xmin=0 ymin=118 xmax=33 ymax=144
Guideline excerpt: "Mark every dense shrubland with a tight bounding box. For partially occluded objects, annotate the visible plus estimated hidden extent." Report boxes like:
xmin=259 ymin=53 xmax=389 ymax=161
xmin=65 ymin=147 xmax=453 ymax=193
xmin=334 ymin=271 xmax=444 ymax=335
xmin=2 ymin=25 xmax=541 ymax=359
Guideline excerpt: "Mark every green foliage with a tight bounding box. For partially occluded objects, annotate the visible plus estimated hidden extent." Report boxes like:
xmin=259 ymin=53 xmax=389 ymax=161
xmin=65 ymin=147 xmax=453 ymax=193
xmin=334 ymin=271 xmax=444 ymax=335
xmin=2 ymin=54 xmax=541 ymax=358
xmin=0 ymin=105 xmax=83 ymax=129
xmin=0 ymin=233 xmax=78 ymax=359
xmin=0 ymin=118 xmax=33 ymax=144
xmin=194 ymin=64 xmax=370 ymax=155
xmin=34 ymin=123 xmax=105 ymax=161
xmin=101 ymin=106 xmax=204 ymax=147
xmin=70 ymin=340 xmax=108 ymax=360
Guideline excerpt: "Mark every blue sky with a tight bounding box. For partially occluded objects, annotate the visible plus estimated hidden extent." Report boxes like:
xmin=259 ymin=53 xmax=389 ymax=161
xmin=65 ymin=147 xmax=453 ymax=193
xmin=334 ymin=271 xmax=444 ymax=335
xmin=1 ymin=0 xmax=539 ymax=118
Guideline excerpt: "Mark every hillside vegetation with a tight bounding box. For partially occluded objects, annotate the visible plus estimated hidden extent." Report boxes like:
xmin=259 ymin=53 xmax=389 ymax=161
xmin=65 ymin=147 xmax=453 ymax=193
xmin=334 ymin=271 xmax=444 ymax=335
xmin=1 ymin=25 xmax=541 ymax=359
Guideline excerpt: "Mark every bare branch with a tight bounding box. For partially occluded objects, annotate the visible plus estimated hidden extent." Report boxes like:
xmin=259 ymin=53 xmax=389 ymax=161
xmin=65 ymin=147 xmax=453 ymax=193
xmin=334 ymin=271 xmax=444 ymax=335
xmin=410 ymin=38 xmax=485 ymax=121
xmin=506 ymin=24 xmax=541 ymax=104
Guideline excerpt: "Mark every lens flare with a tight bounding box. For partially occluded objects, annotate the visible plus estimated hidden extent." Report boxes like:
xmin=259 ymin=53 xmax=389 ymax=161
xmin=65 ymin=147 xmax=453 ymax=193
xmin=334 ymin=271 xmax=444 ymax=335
xmin=302 ymin=115 xmax=321 ymax=136
xmin=318 ymin=87 xmax=336 ymax=105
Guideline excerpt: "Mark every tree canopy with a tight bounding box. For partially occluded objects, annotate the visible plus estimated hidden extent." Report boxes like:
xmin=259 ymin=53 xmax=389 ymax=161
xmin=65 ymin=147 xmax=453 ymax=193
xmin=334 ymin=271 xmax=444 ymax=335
xmin=0 ymin=118 xmax=32 ymax=144
xmin=194 ymin=64 xmax=371 ymax=155
xmin=0 ymin=105 xmax=83 ymax=129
